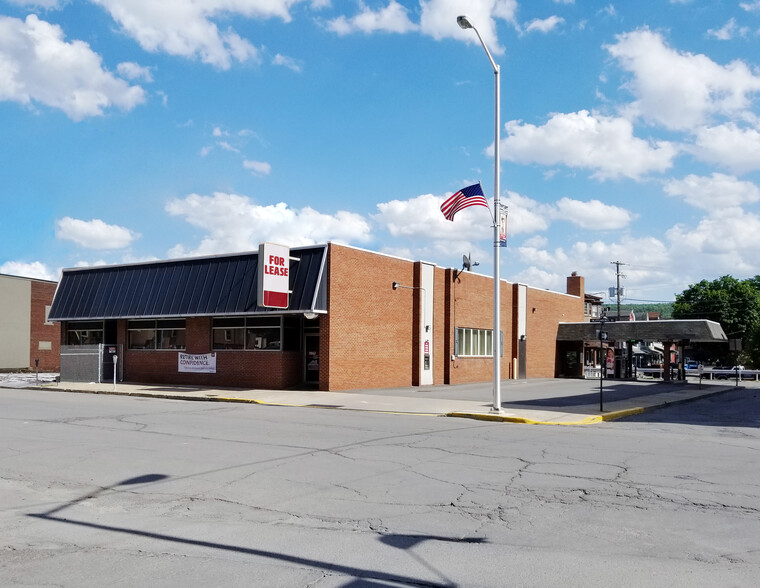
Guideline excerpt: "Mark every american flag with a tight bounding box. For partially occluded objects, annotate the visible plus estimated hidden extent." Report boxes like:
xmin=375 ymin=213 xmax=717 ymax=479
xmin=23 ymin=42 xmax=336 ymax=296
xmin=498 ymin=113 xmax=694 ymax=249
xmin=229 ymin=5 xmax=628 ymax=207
xmin=440 ymin=183 xmax=489 ymax=221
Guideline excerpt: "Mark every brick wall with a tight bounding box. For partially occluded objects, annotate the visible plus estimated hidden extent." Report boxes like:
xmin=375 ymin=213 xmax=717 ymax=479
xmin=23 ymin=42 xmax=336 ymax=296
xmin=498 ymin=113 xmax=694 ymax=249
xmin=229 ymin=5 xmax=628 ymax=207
xmin=446 ymin=271 xmax=516 ymax=384
xmin=324 ymin=244 xmax=416 ymax=390
xmin=524 ymin=288 xmax=584 ymax=378
xmin=30 ymin=280 xmax=60 ymax=371
xmin=121 ymin=317 xmax=302 ymax=388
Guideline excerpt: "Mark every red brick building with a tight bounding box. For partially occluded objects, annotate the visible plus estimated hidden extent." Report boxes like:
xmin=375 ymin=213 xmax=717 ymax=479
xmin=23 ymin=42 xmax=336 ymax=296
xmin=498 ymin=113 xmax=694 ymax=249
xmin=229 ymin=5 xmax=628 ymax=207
xmin=49 ymin=243 xmax=584 ymax=390
xmin=0 ymin=273 xmax=60 ymax=372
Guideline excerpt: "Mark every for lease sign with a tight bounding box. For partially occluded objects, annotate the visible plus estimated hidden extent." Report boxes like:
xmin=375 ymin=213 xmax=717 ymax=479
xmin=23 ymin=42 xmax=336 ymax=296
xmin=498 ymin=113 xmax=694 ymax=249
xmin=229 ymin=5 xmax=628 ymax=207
xmin=258 ymin=242 xmax=290 ymax=308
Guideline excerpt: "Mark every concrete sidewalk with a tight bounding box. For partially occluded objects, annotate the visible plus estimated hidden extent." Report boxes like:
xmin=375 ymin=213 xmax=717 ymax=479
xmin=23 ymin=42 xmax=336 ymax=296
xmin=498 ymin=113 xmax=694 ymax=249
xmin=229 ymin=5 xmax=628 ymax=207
xmin=13 ymin=376 xmax=744 ymax=425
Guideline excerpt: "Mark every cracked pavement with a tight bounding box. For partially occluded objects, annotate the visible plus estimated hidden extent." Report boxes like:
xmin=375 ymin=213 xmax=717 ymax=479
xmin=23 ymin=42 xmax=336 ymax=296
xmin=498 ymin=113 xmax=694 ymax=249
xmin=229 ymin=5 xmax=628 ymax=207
xmin=1 ymin=386 xmax=759 ymax=587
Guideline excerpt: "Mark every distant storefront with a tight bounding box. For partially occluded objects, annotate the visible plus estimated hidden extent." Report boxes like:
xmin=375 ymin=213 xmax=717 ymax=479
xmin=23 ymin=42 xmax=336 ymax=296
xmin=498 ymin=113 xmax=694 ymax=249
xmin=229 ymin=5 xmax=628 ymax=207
xmin=49 ymin=243 xmax=586 ymax=390
xmin=0 ymin=273 xmax=60 ymax=372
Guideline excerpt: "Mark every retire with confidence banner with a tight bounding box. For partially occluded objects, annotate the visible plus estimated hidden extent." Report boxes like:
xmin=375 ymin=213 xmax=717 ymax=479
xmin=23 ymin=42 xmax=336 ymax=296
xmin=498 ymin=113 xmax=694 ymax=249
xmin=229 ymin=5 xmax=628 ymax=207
xmin=178 ymin=352 xmax=217 ymax=374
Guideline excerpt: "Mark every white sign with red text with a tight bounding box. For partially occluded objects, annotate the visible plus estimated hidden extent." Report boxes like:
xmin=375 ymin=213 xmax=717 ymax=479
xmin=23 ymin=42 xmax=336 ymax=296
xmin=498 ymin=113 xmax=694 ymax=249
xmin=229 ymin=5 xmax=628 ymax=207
xmin=258 ymin=242 xmax=290 ymax=308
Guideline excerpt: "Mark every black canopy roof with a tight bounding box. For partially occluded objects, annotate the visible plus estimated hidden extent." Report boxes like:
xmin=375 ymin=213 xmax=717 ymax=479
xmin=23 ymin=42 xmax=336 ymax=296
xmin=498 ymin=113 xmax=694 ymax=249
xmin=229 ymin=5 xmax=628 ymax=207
xmin=49 ymin=245 xmax=327 ymax=321
xmin=557 ymin=319 xmax=727 ymax=343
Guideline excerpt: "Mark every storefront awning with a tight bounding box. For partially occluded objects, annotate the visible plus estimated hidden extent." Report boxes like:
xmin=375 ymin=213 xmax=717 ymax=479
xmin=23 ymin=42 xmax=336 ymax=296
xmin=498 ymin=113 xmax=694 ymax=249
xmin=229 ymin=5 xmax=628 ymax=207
xmin=557 ymin=319 xmax=727 ymax=343
xmin=49 ymin=245 xmax=327 ymax=321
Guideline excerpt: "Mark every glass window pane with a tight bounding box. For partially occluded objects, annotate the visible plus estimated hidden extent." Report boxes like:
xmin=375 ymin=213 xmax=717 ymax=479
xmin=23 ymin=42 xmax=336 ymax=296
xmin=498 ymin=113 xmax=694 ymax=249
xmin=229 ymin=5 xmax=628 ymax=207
xmin=158 ymin=329 xmax=186 ymax=350
xmin=247 ymin=316 xmax=281 ymax=327
xmin=129 ymin=329 xmax=155 ymax=349
xmin=464 ymin=329 xmax=471 ymax=355
xmin=247 ymin=327 xmax=281 ymax=350
xmin=213 ymin=327 xmax=244 ymax=349
xmin=486 ymin=331 xmax=492 ymax=356
xmin=213 ymin=318 xmax=245 ymax=328
xmin=67 ymin=329 xmax=103 ymax=346
xmin=157 ymin=319 xmax=185 ymax=329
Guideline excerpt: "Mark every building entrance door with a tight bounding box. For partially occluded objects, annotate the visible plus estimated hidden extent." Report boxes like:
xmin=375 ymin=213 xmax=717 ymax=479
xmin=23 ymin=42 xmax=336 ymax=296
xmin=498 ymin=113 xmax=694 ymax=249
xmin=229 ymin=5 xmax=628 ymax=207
xmin=304 ymin=334 xmax=319 ymax=386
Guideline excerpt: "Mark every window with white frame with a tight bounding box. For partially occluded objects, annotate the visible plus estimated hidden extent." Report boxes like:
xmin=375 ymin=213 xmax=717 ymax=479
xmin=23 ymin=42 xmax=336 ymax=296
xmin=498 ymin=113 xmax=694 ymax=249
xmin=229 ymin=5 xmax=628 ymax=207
xmin=455 ymin=327 xmax=493 ymax=357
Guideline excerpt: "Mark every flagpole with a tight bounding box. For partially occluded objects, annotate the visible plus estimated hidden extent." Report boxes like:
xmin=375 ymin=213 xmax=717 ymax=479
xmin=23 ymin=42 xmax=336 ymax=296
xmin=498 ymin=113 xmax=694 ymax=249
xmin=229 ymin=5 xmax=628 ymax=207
xmin=457 ymin=15 xmax=502 ymax=413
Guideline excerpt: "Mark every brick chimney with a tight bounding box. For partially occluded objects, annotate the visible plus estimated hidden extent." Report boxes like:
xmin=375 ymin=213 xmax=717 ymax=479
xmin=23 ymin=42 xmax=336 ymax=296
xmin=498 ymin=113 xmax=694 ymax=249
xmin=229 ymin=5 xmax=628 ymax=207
xmin=566 ymin=272 xmax=584 ymax=298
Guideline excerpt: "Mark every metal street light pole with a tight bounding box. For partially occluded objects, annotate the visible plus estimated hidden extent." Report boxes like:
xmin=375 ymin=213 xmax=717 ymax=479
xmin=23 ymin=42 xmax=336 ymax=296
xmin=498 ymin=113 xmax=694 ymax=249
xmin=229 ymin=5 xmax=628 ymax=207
xmin=457 ymin=15 xmax=502 ymax=413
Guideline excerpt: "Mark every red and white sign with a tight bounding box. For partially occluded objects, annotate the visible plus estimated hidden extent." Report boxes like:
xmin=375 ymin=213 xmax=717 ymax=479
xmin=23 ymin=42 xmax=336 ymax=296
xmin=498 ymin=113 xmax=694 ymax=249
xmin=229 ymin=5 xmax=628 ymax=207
xmin=258 ymin=242 xmax=290 ymax=308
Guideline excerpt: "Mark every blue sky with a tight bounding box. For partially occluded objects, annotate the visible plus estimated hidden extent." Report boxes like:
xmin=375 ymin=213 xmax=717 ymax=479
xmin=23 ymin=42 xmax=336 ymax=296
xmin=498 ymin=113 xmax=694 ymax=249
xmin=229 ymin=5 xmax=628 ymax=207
xmin=4 ymin=0 xmax=760 ymax=304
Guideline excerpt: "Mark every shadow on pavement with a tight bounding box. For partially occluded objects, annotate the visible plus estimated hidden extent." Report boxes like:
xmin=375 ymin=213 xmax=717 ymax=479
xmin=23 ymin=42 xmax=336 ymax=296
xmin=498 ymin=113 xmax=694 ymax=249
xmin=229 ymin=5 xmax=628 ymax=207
xmin=620 ymin=387 xmax=760 ymax=428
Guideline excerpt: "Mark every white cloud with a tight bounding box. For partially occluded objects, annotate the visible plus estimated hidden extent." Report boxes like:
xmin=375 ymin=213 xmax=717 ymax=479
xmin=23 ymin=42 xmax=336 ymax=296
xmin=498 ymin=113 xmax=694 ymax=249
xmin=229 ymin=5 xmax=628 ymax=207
xmin=373 ymin=192 xmax=495 ymax=265
xmin=243 ymin=159 xmax=272 ymax=175
xmin=217 ymin=141 xmax=240 ymax=153
xmin=165 ymin=192 xmax=371 ymax=256
xmin=606 ymin=28 xmax=760 ymax=130
xmin=116 ymin=61 xmax=153 ymax=82
xmin=689 ymin=123 xmax=760 ymax=173
xmin=272 ymin=53 xmax=302 ymax=72
xmin=707 ymin=18 xmax=749 ymax=41
xmin=375 ymin=192 xmax=489 ymax=239
xmin=91 ymin=0 xmax=277 ymax=69
xmin=501 ymin=110 xmax=677 ymax=180
xmin=666 ymin=212 xmax=760 ymax=275
xmin=524 ymin=15 xmax=564 ymax=34
xmin=55 ymin=217 xmax=140 ymax=249
xmin=419 ymin=0 xmax=518 ymax=54
xmin=663 ymin=173 xmax=760 ymax=210
xmin=500 ymin=191 xmax=551 ymax=234
xmin=0 ymin=260 xmax=57 ymax=281
xmin=554 ymin=197 xmax=635 ymax=229
xmin=740 ymin=1 xmax=760 ymax=12
xmin=514 ymin=236 xmax=673 ymax=300
xmin=326 ymin=1 xmax=417 ymax=35
xmin=0 ymin=15 xmax=146 ymax=121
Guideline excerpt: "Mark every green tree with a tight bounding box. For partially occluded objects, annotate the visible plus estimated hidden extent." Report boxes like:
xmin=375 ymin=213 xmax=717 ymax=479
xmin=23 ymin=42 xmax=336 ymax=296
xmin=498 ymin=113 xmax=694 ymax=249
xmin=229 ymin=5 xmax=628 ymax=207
xmin=673 ymin=275 xmax=760 ymax=367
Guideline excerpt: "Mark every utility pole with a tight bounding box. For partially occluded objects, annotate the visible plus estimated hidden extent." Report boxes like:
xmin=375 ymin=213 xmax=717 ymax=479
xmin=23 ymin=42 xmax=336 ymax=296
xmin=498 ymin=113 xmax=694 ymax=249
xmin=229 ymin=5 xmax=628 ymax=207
xmin=611 ymin=260 xmax=628 ymax=378
xmin=610 ymin=260 xmax=627 ymax=320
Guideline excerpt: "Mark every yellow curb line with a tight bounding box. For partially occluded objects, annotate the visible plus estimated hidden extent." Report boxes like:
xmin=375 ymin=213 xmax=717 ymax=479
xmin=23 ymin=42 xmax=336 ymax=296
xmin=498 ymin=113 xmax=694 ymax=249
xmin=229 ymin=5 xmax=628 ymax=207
xmin=446 ymin=406 xmax=646 ymax=426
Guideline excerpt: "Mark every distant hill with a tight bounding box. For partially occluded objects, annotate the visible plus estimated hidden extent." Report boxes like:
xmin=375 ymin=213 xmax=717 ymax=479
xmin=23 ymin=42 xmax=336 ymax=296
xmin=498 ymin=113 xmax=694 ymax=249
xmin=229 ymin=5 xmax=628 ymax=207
xmin=604 ymin=303 xmax=674 ymax=319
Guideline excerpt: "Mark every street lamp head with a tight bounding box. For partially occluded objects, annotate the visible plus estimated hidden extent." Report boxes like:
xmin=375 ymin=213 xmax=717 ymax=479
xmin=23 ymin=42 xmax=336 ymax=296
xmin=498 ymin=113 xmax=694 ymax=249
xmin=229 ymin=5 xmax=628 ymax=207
xmin=457 ymin=15 xmax=473 ymax=30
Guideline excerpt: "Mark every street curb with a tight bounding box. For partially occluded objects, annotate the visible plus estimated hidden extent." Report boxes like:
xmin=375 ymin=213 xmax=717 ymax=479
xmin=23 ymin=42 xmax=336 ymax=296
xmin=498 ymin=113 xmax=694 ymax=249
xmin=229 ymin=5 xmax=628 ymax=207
xmin=22 ymin=385 xmax=441 ymax=416
xmin=446 ymin=384 xmax=742 ymax=425
xmin=14 ymin=381 xmax=744 ymax=423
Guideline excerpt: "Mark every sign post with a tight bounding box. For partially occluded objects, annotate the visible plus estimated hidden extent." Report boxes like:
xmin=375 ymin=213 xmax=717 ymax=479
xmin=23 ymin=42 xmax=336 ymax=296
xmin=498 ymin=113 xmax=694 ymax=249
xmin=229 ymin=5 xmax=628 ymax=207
xmin=598 ymin=316 xmax=608 ymax=412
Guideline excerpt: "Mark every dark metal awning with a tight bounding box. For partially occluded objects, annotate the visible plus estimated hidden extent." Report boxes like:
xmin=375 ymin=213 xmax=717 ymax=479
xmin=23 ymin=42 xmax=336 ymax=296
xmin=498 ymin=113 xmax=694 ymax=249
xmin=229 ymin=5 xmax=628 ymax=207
xmin=557 ymin=319 xmax=727 ymax=343
xmin=49 ymin=245 xmax=327 ymax=321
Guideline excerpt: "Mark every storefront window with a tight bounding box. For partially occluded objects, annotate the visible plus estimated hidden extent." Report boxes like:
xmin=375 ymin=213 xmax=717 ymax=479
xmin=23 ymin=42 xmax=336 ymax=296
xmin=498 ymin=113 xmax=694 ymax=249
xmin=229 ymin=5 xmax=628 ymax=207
xmin=66 ymin=321 xmax=104 ymax=346
xmin=128 ymin=319 xmax=186 ymax=350
xmin=246 ymin=316 xmax=280 ymax=350
xmin=212 ymin=316 xmax=300 ymax=351
xmin=212 ymin=318 xmax=245 ymax=350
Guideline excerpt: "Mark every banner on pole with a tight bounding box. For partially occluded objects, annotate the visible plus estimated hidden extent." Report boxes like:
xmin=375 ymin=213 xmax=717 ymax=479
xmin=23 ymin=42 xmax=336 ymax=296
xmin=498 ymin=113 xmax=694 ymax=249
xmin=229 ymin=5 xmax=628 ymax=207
xmin=498 ymin=209 xmax=507 ymax=247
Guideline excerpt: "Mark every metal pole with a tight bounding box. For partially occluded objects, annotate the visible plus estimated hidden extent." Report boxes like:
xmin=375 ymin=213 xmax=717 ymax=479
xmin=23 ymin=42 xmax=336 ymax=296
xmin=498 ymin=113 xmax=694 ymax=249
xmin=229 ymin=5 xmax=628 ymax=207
xmin=491 ymin=64 xmax=501 ymax=412
xmin=456 ymin=16 xmax=502 ymax=412
xmin=599 ymin=332 xmax=604 ymax=412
